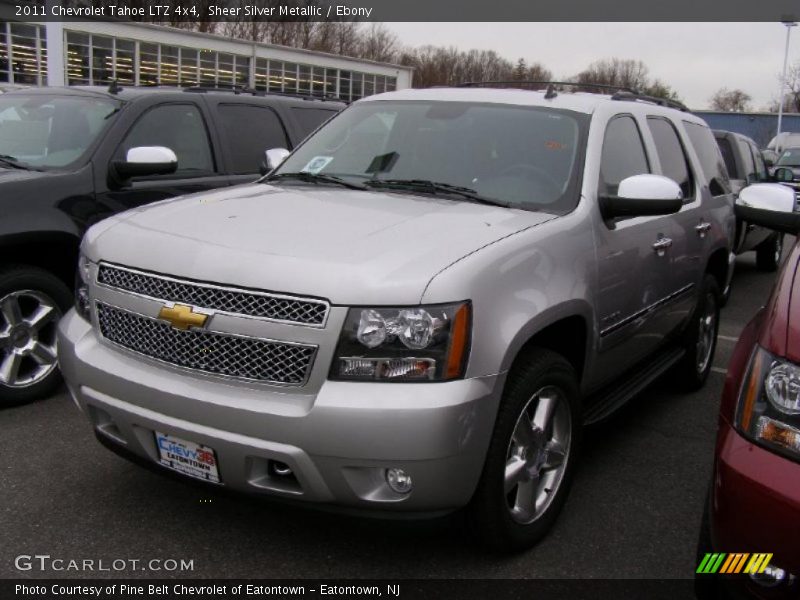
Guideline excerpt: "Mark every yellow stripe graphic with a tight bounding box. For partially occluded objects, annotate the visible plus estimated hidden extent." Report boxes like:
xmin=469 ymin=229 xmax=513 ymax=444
xmin=744 ymin=554 xmax=761 ymax=574
xmin=759 ymin=553 xmax=773 ymax=574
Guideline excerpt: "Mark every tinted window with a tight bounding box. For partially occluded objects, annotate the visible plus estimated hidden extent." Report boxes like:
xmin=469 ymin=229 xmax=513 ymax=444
xmin=736 ymin=138 xmax=755 ymax=181
xmin=646 ymin=117 xmax=693 ymax=198
xmin=119 ymin=104 xmax=213 ymax=174
xmin=217 ymin=104 xmax=289 ymax=175
xmin=684 ymin=122 xmax=730 ymax=196
xmin=716 ymin=137 xmax=737 ymax=179
xmin=599 ymin=115 xmax=649 ymax=196
xmin=291 ymin=107 xmax=338 ymax=139
xmin=749 ymin=143 xmax=768 ymax=181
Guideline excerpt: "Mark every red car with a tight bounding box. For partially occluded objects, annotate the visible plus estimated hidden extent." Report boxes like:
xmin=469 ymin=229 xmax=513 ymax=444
xmin=698 ymin=181 xmax=800 ymax=599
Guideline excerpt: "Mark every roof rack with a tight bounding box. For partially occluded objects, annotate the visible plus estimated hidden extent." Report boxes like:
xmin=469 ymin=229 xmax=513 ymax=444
xmin=457 ymin=80 xmax=688 ymax=111
xmin=181 ymin=85 xmax=348 ymax=103
xmin=609 ymin=90 xmax=688 ymax=112
xmin=457 ymin=80 xmax=638 ymax=94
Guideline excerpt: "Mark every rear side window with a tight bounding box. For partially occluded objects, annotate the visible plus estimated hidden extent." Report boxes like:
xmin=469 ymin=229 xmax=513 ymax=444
xmin=749 ymin=143 xmax=768 ymax=182
xmin=736 ymin=138 xmax=755 ymax=182
xmin=291 ymin=107 xmax=338 ymax=140
xmin=118 ymin=103 xmax=214 ymax=175
xmin=646 ymin=117 xmax=693 ymax=199
xmin=599 ymin=115 xmax=650 ymax=196
xmin=716 ymin=137 xmax=737 ymax=179
xmin=217 ymin=104 xmax=289 ymax=175
xmin=685 ymin=123 xmax=730 ymax=196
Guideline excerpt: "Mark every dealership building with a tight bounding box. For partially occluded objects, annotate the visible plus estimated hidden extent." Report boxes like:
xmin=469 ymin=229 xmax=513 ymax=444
xmin=0 ymin=19 xmax=413 ymax=100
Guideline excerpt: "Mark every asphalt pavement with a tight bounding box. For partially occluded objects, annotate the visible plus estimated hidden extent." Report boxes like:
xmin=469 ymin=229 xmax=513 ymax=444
xmin=0 ymin=247 xmax=788 ymax=580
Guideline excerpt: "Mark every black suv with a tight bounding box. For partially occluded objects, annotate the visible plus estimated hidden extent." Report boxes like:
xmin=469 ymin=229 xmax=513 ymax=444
xmin=0 ymin=85 xmax=342 ymax=405
xmin=713 ymin=129 xmax=783 ymax=273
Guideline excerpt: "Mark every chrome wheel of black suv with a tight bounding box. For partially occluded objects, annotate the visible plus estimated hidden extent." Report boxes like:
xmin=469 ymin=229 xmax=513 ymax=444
xmin=470 ymin=348 xmax=580 ymax=552
xmin=0 ymin=267 xmax=71 ymax=406
xmin=674 ymin=274 xmax=720 ymax=391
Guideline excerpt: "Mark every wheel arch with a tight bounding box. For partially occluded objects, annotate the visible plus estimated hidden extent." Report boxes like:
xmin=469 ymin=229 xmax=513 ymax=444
xmin=0 ymin=231 xmax=81 ymax=290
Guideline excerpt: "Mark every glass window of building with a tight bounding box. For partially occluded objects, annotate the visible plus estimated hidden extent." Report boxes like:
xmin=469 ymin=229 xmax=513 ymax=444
xmin=139 ymin=43 xmax=159 ymax=86
xmin=180 ymin=48 xmax=199 ymax=86
xmin=254 ymin=58 xmax=268 ymax=91
xmin=339 ymin=70 xmax=351 ymax=101
xmin=10 ymin=23 xmax=44 ymax=85
xmin=199 ymin=49 xmax=216 ymax=86
xmin=268 ymin=60 xmax=284 ymax=93
xmin=284 ymin=63 xmax=298 ymax=93
xmin=0 ymin=25 xmax=8 ymax=83
xmin=234 ymin=55 xmax=249 ymax=88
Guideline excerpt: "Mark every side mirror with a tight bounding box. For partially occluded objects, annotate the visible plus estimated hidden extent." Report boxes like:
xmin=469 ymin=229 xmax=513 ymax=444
xmin=264 ymin=148 xmax=290 ymax=173
xmin=600 ymin=174 xmax=683 ymax=219
xmin=735 ymin=183 xmax=800 ymax=235
xmin=112 ymin=146 xmax=178 ymax=180
xmin=773 ymin=167 xmax=795 ymax=183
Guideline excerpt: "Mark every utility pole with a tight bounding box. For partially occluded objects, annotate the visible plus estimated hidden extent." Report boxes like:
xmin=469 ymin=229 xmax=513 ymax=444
xmin=777 ymin=21 xmax=797 ymax=139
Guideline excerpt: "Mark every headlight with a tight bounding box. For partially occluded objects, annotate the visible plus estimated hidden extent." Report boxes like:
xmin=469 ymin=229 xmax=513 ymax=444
xmin=330 ymin=302 xmax=471 ymax=382
xmin=74 ymin=252 xmax=92 ymax=321
xmin=736 ymin=347 xmax=800 ymax=459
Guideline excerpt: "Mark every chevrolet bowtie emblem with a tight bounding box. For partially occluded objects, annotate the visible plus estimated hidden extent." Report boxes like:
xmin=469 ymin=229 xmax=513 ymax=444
xmin=158 ymin=304 xmax=208 ymax=330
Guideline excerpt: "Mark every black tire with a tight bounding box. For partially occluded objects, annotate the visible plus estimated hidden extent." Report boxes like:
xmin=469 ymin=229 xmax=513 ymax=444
xmin=0 ymin=266 xmax=72 ymax=407
xmin=756 ymin=233 xmax=783 ymax=272
xmin=468 ymin=348 xmax=581 ymax=552
xmin=674 ymin=275 xmax=720 ymax=392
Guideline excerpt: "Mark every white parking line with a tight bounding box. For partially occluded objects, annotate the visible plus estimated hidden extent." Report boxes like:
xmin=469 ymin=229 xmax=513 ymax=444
xmin=718 ymin=335 xmax=739 ymax=343
xmin=711 ymin=367 xmax=728 ymax=375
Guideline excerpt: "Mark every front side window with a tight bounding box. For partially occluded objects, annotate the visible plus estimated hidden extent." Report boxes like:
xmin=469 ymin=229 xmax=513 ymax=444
xmin=117 ymin=104 xmax=214 ymax=175
xmin=217 ymin=104 xmax=288 ymax=175
xmin=599 ymin=115 xmax=650 ymax=196
xmin=274 ymin=100 xmax=587 ymax=213
xmin=646 ymin=117 xmax=693 ymax=199
xmin=0 ymin=93 xmax=120 ymax=168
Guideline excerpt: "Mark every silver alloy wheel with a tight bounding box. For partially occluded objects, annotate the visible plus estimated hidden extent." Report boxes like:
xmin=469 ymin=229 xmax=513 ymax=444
xmin=0 ymin=290 xmax=62 ymax=388
xmin=696 ymin=291 xmax=717 ymax=374
xmin=504 ymin=385 xmax=571 ymax=525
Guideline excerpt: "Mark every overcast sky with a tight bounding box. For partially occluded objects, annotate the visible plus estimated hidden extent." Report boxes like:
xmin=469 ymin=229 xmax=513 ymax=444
xmin=386 ymin=23 xmax=796 ymax=110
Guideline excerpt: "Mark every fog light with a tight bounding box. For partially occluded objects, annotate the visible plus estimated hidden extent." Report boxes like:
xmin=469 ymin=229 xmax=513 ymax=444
xmin=385 ymin=468 xmax=412 ymax=494
xmin=270 ymin=461 xmax=293 ymax=477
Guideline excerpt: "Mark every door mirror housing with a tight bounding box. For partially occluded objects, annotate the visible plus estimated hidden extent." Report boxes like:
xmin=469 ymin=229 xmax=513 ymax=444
xmin=735 ymin=183 xmax=800 ymax=235
xmin=773 ymin=167 xmax=796 ymax=183
xmin=600 ymin=174 xmax=684 ymax=220
xmin=112 ymin=146 xmax=178 ymax=181
xmin=264 ymin=148 xmax=290 ymax=174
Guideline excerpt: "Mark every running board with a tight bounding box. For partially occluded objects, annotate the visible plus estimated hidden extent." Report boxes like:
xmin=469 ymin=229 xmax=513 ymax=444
xmin=583 ymin=347 xmax=686 ymax=426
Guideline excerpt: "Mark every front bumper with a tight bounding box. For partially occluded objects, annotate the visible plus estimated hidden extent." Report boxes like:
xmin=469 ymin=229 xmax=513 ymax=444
xmin=57 ymin=310 xmax=502 ymax=514
xmin=709 ymin=420 xmax=800 ymax=596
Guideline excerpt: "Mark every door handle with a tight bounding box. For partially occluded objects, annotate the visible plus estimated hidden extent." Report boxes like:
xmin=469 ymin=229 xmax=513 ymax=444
xmin=695 ymin=222 xmax=712 ymax=237
xmin=652 ymin=237 xmax=673 ymax=256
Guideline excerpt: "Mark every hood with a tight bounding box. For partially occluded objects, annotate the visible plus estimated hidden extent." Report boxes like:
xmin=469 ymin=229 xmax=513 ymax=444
xmin=0 ymin=166 xmax=53 ymax=184
xmin=87 ymin=183 xmax=555 ymax=305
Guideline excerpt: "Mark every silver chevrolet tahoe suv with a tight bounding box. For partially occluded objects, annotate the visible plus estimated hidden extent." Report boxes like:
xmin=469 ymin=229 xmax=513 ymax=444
xmin=58 ymin=85 xmax=761 ymax=550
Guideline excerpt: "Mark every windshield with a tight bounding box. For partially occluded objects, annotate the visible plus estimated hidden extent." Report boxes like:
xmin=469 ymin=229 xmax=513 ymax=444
xmin=274 ymin=100 xmax=587 ymax=213
xmin=0 ymin=94 xmax=121 ymax=169
xmin=777 ymin=148 xmax=800 ymax=167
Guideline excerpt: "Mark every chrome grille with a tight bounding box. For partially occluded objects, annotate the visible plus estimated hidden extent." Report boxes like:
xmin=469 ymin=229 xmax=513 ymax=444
xmin=97 ymin=264 xmax=328 ymax=326
xmin=96 ymin=303 xmax=316 ymax=385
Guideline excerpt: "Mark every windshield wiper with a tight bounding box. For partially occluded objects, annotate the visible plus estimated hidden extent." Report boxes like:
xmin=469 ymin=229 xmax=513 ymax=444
xmin=365 ymin=179 xmax=513 ymax=208
xmin=264 ymin=171 xmax=367 ymax=190
xmin=0 ymin=154 xmax=30 ymax=170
